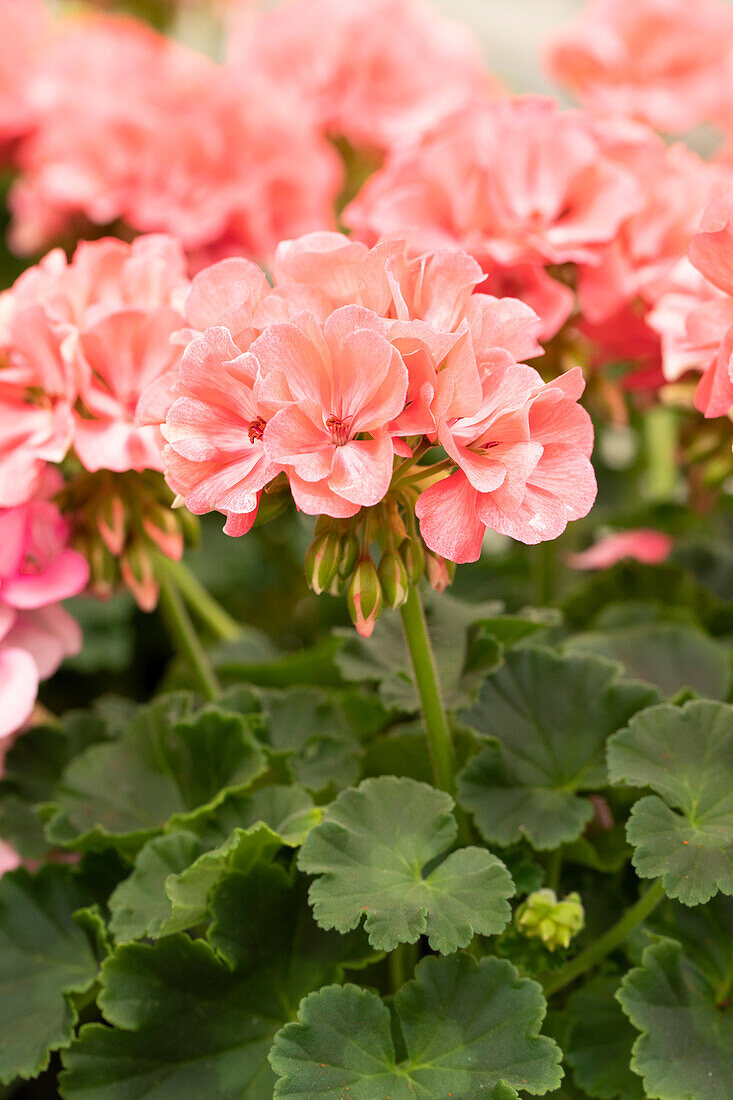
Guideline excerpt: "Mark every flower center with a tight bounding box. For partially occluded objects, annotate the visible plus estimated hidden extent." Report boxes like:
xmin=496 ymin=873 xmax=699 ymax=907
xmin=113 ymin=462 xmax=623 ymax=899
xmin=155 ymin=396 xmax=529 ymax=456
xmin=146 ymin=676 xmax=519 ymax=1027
xmin=248 ymin=416 xmax=266 ymax=443
xmin=326 ymin=415 xmax=351 ymax=446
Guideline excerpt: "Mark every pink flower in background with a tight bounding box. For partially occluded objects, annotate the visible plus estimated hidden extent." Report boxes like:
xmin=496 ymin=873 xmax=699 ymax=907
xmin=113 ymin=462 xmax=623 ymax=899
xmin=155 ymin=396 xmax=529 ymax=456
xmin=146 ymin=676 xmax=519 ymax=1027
xmin=546 ymin=0 xmax=733 ymax=134
xmin=0 ymin=0 xmax=50 ymax=156
xmin=345 ymin=97 xmax=640 ymax=338
xmin=566 ymin=528 xmax=673 ymax=570
xmin=227 ymin=0 xmax=495 ymax=154
xmin=578 ymin=127 xmax=728 ymax=324
xmin=9 ymin=13 xmax=342 ymax=260
xmin=0 ymin=473 xmax=88 ymax=741
xmin=1 ymin=235 xmax=190 ymax=477
xmin=651 ymin=193 xmax=733 ymax=417
xmin=416 ymin=368 xmax=596 ymax=561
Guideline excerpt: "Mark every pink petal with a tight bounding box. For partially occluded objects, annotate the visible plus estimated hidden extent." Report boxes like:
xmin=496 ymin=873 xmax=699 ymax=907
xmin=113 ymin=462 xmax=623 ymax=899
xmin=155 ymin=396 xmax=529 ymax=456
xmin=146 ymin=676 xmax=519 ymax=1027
xmin=2 ymin=549 xmax=88 ymax=610
xmin=0 ymin=648 xmax=38 ymax=740
xmin=329 ymin=433 xmax=394 ymax=507
xmin=416 ymin=470 xmax=486 ymax=564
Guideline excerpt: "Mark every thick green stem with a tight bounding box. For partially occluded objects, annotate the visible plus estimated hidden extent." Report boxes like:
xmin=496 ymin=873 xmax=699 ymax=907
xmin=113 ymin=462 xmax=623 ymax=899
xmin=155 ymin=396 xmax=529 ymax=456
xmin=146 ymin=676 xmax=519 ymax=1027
xmin=158 ymin=569 xmax=220 ymax=701
xmin=389 ymin=942 xmax=418 ymax=993
xmin=400 ymin=585 xmax=456 ymax=794
xmin=542 ymin=879 xmax=666 ymax=998
xmin=160 ymin=556 xmax=241 ymax=641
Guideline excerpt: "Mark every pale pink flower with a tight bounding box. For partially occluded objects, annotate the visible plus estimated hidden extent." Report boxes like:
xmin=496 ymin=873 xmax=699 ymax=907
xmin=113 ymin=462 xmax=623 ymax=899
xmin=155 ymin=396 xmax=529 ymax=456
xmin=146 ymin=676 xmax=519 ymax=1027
xmin=1 ymin=235 xmax=190 ymax=477
xmin=651 ymin=193 xmax=733 ymax=416
xmin=162 ymin=326 xmax=282 ymax=535
xmin=258 ymin=308 xmax=408 ymax=514
xmin=9 ymin=14 xmax=341 ymax=260
xmin=227 ymin=0 xmax=495 ymax=153
xmin=345 ymin=97 xmax=640 ymax=338
xmin=546 ymin=0 xmax=733 ymax=134
xmin=0 ymin=0 xmax=50 ymax=156
xmin=0 ymin=473 xmax=88 ymax=741
xmin=566 ymin=528 xmax=672 ymax=570
xmin=416 ymin=368 xmax=596 ymax=562
xmin=0 ymin=841 xmax=20 ymax=877
xmin=578 ymin=127 xmax=727 ymax=323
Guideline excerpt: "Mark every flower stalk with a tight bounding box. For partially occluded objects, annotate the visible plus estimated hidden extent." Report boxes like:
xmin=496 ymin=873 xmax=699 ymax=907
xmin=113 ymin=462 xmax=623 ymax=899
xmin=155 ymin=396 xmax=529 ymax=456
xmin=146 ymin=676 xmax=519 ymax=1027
xmin=157 ymin=562 xmax=221 ymax=701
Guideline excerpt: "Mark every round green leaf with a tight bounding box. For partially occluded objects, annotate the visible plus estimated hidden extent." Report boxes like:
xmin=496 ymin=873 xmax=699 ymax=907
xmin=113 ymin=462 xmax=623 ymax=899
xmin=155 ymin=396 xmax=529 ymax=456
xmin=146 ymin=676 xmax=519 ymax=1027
xmin=0 ymin=866 xmax=101 ymax=1083
xmin=608 ymin=701 xmax=733 ymax=905
xmin=43 ymin=697 xmax=267 ymax=853
xmin=298 ymin=776 xmax=514 ymax=952
xmin=564 ymin=976 xmax=644 ymax=1100
xmin=269 ymin=952 xmax=563 ymax=1098
xmin=618 ymin=937 xmax=733 ymax=1100
xmin=458 ymin=648 xmax=658 ymax=850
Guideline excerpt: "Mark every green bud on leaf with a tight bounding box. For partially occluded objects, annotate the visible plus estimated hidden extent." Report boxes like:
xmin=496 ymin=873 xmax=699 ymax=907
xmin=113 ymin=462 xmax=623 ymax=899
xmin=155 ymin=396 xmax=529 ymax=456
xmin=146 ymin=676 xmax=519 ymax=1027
xmin=515 ymin=888 xmax=585 ymax=952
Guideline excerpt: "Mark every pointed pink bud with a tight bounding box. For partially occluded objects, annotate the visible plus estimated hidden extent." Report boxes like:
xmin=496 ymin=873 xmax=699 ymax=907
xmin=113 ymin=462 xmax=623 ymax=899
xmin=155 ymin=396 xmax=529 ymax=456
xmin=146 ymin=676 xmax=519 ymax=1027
xmin=142 ymin=506 xmax=184 ymax=562
xmin=425 ymin=550 xmax=453 ymax=593
xmin=97 ymin=496 xmax=127 ymax=557
xmin=120 ymin=543 xmax=158 ymax=612
xmin=347 ymin=558 xmax=383 ymax=638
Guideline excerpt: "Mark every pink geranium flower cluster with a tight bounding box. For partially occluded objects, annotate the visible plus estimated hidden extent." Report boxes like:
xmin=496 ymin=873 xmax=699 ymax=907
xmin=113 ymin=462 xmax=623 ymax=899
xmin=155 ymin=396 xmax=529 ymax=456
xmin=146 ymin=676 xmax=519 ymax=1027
xmin=228 ymin=0 xmax=496 ymax=154
xmin=7 ymin=12 xmax=342 ymax=262
xmin=150 ymin=233 xmax=596 ymax=631
xmin=546 ymin=0 xmax=733 ymax=135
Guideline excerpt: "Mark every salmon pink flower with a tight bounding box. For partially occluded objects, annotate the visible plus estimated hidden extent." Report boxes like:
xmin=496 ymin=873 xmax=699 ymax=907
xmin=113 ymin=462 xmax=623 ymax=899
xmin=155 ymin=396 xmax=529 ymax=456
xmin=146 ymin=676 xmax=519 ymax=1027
xmin=566 ymin=529 xmax=672 ymax=570
xmin=546 ymin=0 xmax=733 ymax=134
xmin=163 ymin=327 xmax=283 ymax=535
xmin=1 ymin=235 xmax=190 ymax=478
xmin=227 ymin=0 xmax=495 ymax=154
xmin=345 ymin=97 xmax=641 ymax=338
xmin=0 ymin=0 xmax=49 ymax=156
xmin=651 ymin=193 xmax=733 ymax=417
xmin=416 ymin=368 xmax=596 ymax=561
xmin=257 ymin=308 xmax=408 ymax=514
xmin=9 ymin=14 xmax=342 ymax=261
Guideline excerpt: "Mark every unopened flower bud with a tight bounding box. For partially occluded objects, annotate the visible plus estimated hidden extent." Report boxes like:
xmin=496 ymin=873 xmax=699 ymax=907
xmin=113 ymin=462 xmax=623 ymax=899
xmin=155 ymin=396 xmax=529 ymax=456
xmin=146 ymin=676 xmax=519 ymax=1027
xmin=378 ymin=549 xmax=409 ymax=609
xmin=399 ymin=536 xmax=425 ymax=584
xmin=305 ymin=530 xmax=341 ymax=595
xmin=120 ymin=541 xmax=158 ymax=612
xmin=97 ymin=496 xmax=127 ymax=556
xmin=425 ymin=550 xmax=453 ymax=593
xmin=515 ymin=889 xmax=585 ymax=952
xmin=338 ymin=531 xmax=360 ymax=578
xmin=142 ymin=505 xmax=184 ymax=561
xmin=347 ymin=557 xmax=383 ymax=638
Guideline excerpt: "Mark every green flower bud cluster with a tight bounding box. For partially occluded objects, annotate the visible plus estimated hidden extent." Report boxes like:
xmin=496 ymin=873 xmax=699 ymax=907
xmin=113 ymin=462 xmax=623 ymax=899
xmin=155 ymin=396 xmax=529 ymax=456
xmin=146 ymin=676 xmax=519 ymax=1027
xmin=515 ymin=889 xmax=585 ymax=952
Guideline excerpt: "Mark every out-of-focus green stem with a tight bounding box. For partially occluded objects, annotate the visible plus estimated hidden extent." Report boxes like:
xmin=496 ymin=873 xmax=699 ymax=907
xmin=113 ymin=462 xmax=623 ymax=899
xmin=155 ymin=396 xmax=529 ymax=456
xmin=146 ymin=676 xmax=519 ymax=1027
xmin=157 ymin=566 xmax=220 ymax=701
xmin=161 ymin=556 xmax=241 ymax=641
xmin=644 ymin=406 xmax=679 ymax=502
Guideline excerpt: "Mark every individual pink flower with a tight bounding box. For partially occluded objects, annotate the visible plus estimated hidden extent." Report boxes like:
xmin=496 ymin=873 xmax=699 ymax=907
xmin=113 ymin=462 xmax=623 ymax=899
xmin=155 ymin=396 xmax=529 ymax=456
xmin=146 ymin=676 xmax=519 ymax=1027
xmin=546 ymin=0 xmax=733 ymax=134
xmin=566 ymin=529 xmax=672 ymax=570
xmin=1 ymin=234 xmax=190 ymax=477
xmin=227 ymin=0 xmax=495 ymax=154
xmin=344 ymin=97 xmax=641 ymax=338
xmin=650 ymin=193 xmax=733 ymax=417
xmin=416 ymin=368 xmax=596 ymax=561
xmin=257 ymin=308 xmax=408 ymax=515
xmin=578 ymin=126 xmax=727 ymax=323
xmin=0 ymin=473 xmax=88 ymax=742
xmin=162 ymin=326 xmax=283 ymax=535
xmin=9 ymin=13 xmax=342 ymax=260
xmin=0 ymin=0 xmax=50 ymax=156
xmin=0 ymin=841 xmax=20 ymax=877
